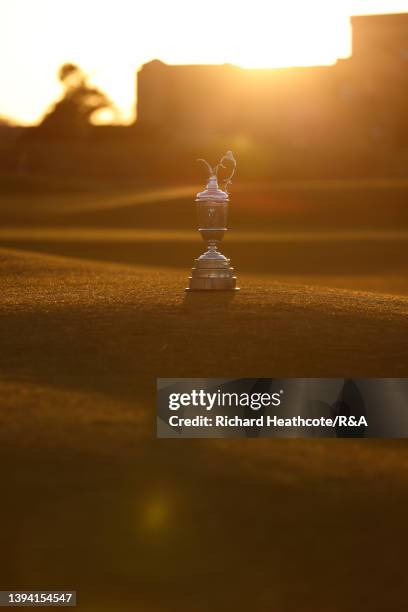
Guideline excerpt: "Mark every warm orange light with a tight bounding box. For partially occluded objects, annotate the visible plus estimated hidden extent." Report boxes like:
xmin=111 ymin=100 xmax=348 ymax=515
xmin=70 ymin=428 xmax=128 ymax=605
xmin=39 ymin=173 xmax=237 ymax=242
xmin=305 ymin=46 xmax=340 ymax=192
xmin=0 ymin=0 xmax=407 ymax=125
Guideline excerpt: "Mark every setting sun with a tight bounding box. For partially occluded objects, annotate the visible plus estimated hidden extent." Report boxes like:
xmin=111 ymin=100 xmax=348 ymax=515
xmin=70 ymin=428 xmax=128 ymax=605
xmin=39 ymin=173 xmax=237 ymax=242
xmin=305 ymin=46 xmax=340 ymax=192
xmin=0 ymin=0 xmax=407 ymax=124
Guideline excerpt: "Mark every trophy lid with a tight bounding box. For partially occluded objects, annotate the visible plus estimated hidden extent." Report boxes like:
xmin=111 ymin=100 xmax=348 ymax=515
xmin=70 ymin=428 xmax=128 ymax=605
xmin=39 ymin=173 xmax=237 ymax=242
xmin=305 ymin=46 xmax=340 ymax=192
xmin=196 ymin=174 xmax=229 ymax=202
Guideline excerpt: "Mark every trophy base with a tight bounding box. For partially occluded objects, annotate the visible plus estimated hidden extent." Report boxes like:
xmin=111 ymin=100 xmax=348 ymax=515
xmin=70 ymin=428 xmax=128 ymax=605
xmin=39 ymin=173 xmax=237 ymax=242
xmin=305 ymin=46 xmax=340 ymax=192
xmin=186 ymin=280 xmax=239 ymax=291
xmin=186 ymin=254 xmax=239 ymax=291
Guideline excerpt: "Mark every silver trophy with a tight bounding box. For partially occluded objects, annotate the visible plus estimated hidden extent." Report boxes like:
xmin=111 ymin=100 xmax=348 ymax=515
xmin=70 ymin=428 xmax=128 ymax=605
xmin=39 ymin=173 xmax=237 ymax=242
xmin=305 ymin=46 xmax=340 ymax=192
xmin=186 ymin=151 xmax=239 ymax=291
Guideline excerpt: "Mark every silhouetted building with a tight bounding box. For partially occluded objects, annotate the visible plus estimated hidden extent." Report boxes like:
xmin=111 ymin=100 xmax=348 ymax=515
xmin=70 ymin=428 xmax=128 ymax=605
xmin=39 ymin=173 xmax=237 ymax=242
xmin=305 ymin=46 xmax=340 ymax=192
xmin=351 ymin=12 xmax=408 ymax=63
xmin=136 ymin=13 xmax=408 ymax=149
xmin=343 ymin=13 xmax=408 ymax=147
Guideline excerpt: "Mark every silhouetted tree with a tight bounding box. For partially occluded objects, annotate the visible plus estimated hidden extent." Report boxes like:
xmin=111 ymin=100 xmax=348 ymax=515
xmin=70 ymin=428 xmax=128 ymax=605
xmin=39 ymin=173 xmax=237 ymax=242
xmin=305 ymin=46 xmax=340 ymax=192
xmin=0 ymin=115 xmax=15 ymax=126
xmin=38 ymin=63 xmax=112 ymax=139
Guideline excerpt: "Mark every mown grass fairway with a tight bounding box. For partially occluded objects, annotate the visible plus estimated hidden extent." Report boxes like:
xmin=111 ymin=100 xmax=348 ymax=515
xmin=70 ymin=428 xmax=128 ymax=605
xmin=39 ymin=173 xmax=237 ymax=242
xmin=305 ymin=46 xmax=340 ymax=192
xmin=1 ymin=178 xmax=408 ymax=611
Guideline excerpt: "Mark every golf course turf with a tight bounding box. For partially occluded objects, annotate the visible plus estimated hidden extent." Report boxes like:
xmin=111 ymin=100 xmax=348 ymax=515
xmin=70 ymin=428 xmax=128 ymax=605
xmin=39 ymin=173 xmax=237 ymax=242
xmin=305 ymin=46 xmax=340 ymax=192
xmin=1 ymin=178 xmax=408 ymax=610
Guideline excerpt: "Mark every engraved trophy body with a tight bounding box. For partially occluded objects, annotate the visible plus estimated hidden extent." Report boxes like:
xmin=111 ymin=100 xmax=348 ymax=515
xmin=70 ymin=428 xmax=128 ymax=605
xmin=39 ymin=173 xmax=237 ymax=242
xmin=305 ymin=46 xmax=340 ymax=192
xmin=186 ymin=151 xmax=239 ymax=291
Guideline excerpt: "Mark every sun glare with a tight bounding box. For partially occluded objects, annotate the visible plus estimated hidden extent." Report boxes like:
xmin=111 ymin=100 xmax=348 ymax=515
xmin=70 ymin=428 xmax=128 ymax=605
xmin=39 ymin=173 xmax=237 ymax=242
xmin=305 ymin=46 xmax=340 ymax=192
xmin=0 ymin=0 xmax=407 ymax=124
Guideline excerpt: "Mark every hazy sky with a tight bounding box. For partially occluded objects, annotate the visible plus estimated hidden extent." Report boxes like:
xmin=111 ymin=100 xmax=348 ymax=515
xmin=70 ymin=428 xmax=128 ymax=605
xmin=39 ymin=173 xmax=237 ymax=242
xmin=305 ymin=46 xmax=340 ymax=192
xmin=1 ymin=0 xmax=407 ymax=125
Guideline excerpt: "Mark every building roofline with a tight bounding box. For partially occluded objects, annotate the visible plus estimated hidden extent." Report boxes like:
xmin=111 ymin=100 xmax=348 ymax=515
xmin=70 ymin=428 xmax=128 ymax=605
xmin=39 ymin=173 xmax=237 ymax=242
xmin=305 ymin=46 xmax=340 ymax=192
xmin=351 ymin=12 xmax=408 ymax=24
xmin=139 ymin=60 xmax=335 ymax=74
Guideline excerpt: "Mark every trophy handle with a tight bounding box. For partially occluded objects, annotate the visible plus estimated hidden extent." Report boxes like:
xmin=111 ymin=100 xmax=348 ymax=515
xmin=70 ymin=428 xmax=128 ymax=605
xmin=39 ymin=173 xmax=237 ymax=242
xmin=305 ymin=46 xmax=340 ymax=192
xmin=197 ymin=151 xmax=236 ymax=193
xmin=197 ymin=158 xmax=214 ymax=177
xmin=215 ymin=150 xmax=236 ymax=193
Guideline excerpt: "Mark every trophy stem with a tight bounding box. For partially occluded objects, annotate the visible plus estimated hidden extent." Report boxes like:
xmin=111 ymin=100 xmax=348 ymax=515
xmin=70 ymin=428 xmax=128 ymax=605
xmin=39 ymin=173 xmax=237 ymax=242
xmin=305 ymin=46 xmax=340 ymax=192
xmin=205 ymin=242 xmax=221 ymax=256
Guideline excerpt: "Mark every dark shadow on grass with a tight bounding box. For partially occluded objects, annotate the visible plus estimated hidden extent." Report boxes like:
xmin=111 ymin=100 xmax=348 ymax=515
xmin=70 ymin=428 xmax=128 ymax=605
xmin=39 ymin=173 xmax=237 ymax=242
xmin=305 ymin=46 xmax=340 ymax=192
xmin=1 ymin=238 xmax=408 ymax=277
xmin=184 ymin=290 xmax=238 ymax=308
xmin=0 ymin=298 xmax=407 ymax=407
